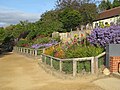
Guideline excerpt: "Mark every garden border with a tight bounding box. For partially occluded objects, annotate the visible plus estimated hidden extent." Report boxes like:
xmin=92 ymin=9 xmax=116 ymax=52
xmin=13 ymin=46 xmax=106 ymax=77
xmin=41 ymin=52 xmax=106 ymax=76
xmin=13 ymin=47 xmax=43 ymax=59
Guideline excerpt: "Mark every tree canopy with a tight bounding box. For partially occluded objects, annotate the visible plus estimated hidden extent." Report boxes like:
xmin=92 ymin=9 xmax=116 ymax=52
xmin=98 ymin=0 xmax=120 ymax=12
xmin=79 ymin=3 xmax=98 ymax=25
xmin=0 ymin=0 xmax=99 ymax=44
xmin=113 ymin=0 xmax=120 ymax=8
xmin=59 ymin=8 xmax=82 ymax=31
xmin=98 ymin=0 xmax=112 ymax=12
xmin=0 ymin=27 xmax=5 ymax=43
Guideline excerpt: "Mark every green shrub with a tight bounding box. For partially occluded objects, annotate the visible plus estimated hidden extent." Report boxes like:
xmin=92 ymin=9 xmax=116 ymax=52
xmin=77 ymin=61 xmax=84 ymax=73
xmin=37 ymin=50 xmax=42 ymax=55
xmin=34 ymin=37 xmax=51 ymax=44
xmin=16 ymin=39 xmax=29 ymax=47
xmin=84 ymin=61 xmax=91 ymax=72
xmin=27 ymin=31 xmax=37 ymax=40
xmin=62 ymin=61 xmax=73 ymax=74
xmin=98 ymin=56 xmax=104 ymax=68
xmin=46 ymin=57 xmax=51 ymax=65
xmin=52 ymin=59 xmax=59 ymax=70
xmin=65 ymin=45 xmax=104 ymax=58
xmin=77 ymin=61 xmax=91 ymax=73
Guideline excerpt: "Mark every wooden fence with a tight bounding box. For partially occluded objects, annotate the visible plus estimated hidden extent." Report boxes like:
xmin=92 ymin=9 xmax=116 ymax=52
xmin=13 ymin=46 xmax=106 ymax=77
xmin=14 ymin=47 xmax=43 ymax=57
xmin=41 ymin=52 xmax=106 ymax=76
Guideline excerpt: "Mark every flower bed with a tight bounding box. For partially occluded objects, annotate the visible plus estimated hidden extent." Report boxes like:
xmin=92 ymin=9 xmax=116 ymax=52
xmin=44 ymin=42 xmax=104 ymax=59
xmin=16 ymin=37 xmax=58 ymax=50
xmin=42 ymin=36 xmax=105 ymax=75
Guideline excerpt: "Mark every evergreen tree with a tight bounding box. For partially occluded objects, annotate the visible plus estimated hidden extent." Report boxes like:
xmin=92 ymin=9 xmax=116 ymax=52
xmin=98 ymin=0 xmax=112 ymax=12
xmin=112 ymin=0 xmax=120 ymax=8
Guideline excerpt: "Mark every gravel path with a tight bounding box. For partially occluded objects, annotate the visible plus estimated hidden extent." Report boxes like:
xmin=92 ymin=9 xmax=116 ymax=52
xmin=0 ymin=52 xmax=118 ymax=90
xmin=93 ymin=77 xmax=120 ymax=90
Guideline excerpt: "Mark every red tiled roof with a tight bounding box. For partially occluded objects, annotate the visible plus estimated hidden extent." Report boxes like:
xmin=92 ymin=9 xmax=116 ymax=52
xmin=97 ymin=6 xmax=120 ymax=20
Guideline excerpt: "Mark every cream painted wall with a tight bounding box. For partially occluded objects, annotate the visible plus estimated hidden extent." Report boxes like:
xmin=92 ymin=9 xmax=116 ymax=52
xmin=93 ymin=16 xmax=120 ymax=28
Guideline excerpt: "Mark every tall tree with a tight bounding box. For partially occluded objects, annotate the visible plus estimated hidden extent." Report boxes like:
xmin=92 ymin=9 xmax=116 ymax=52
xmin=112 ymin=0 xmax=120 ymax=8
xmin=37 ymin=10 xmax=63 ymax=36
xmin=56 ymin=0 xmax=81 ymax=10
xmin=98 ymin=0 xmax=112 ymax=12
xmin=58 ymin=8 xmax=82 ymax=31
xmin=0 ymin=27 xmax=5 ymax=43
xmin=56 ymin=0 xmax=93 ymax=10
xmin=79 ymin=3 xmax=98 ymax=25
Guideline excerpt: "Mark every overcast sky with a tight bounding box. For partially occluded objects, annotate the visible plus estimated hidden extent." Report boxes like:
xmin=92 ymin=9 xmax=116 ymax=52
xmin=0 ymin=0 xmax=56 ymax=27
xmin=0 ymin=0 xmax=113 ymax=27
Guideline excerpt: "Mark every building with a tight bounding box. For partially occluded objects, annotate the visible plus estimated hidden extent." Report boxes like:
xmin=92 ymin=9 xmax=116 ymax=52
xmin=93 ymin=6 xmax=120 ymax=28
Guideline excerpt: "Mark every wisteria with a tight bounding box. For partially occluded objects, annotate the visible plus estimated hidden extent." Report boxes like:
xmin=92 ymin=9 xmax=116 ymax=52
xmin=88 ymin=25 xmax=120 ymax=47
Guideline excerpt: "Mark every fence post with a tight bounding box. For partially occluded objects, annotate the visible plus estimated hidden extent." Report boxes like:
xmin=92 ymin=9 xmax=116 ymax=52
xmin=50 ymin=58 xmax=53 ymax=67
xmin=23 ymin=48 xmax=25 ymax=54
xmin=91 ymin=58 xmax=95 ymax=74
xmin=43 ymin=48 xmax=45 ymax=53
xmin=30 ymin=49 xmax=32 ymax=55
xmin=26 ymin=48 xmax=29 ymax=55
xmin=22 ymin=47 xmax=24 ymax=54
xmin=20 ymin=48 xmax=22 ymax=53
xmin=35 ymin=49 xmax=37 ymax=56
xmin=94 ymin=57 xmax=98 ymax=73
xmin=59 ymin=60 xmax=62 ymax=72
xmin=73 ymin=60 xmax=77 ymax=77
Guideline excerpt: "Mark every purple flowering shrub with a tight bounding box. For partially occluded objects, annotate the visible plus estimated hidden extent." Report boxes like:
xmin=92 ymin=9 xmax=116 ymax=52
xmin=31 ymin=42 xmax=58 ymax=49
xmin=31 ymin=37 xmax=58 ymax=49
xmin=88 ymin=25 xmax=120 ymax=47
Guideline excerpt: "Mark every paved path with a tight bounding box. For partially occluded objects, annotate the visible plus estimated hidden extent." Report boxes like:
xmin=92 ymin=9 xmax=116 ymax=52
xmin=93 ymin=77 xmax=120 ymax=90
xmin=0 ymin=52 xmax=119 ymax=90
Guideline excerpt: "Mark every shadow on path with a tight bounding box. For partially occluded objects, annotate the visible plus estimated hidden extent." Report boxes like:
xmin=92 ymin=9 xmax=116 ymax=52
xmin=0 ymin=52 xmax=13 ymax=58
